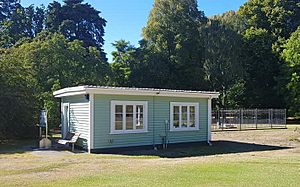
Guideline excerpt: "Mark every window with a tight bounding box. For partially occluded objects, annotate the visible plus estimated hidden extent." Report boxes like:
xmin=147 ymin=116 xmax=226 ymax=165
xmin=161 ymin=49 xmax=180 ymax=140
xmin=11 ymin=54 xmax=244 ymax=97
xmin=111 ymin=101 xmax=148 ymax=134
xmin=170 ymin=102 xmax=199 ymax=131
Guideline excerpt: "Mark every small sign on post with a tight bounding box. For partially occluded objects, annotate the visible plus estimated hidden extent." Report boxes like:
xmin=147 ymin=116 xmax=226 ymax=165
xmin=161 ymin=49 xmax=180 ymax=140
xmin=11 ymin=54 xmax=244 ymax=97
xmin=40 ymin=110 xmax=47 ymax=127
xmin=39 ymin=110 xmax=51 ymax=149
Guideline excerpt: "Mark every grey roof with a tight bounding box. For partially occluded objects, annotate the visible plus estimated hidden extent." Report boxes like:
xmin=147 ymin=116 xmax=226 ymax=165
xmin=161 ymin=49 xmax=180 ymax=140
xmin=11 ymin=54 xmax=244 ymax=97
xmin=53 ymin=85 xmax=220 ymax=98
xmin=83 ymin=85 xmax=219 ymax=94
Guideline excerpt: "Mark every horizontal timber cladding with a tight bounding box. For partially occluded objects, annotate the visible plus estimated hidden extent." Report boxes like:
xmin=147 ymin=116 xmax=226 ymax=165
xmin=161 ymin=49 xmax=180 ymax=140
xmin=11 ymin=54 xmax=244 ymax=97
xmin=62 ymin=95 xmax=89 ymax=149
xmin=93 ymin=94 xmax=208 ymax=149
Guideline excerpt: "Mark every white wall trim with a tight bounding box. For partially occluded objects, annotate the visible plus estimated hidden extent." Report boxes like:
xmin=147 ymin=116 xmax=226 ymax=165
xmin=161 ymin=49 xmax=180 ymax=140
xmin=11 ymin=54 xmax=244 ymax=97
xmin=54 ymin=91 xmax=88 ymax=98
xmin=169 ymin=102 xmax=199 ymax=132
xmin=110 ymin=100 xmax=148 ymax=134
xmin=89 ymin=94 xmax=94 ymax=153
xmin=207 ymin=98 xmax=212 ymax=142
xmin=62 ymin=103 xmax=70 ymax=139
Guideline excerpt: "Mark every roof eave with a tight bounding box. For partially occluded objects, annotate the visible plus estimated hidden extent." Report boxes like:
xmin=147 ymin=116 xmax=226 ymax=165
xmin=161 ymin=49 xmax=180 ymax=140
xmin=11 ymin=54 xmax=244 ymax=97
xmin=53 ymin=86 xmax=220 ymax=99
xmin=53 ymin=86 xmax=87 ymax=98
xmin=86 ymin=87 xmax=219 ymax=98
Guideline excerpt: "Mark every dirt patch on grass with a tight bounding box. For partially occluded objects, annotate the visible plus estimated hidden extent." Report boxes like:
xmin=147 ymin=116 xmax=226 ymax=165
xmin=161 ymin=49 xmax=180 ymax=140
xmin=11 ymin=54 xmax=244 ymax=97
xmin=212 ymin=128 xmax=300 ymax=156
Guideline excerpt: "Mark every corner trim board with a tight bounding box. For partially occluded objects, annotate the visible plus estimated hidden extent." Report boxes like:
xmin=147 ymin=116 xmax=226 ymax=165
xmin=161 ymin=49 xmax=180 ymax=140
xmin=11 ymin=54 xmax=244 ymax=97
xmin=207 ymin=98 xmax=212 ymax=142
xmin=89 ymin=93 xmax=94 ymax=152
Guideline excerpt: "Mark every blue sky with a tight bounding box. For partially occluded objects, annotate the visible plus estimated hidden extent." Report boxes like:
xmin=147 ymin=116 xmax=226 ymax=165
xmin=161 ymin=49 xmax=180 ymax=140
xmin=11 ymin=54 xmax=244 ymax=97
xmin=22 ymin=0 xmax=248 ymax=62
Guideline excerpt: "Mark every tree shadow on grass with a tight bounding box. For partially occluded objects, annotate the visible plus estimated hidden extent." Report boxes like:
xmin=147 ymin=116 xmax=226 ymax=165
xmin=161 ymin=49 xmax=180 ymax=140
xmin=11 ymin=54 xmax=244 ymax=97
xmin=0 ymin=139 xmax=82 ymax=155
xmin=0 ymin=139 xmax=37 ymax=154
xmin=117 ymin=141 xmax=291 ymax=158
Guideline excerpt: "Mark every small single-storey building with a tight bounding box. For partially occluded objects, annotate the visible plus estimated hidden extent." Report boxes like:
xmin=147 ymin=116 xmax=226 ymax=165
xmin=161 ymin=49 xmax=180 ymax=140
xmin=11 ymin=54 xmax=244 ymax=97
xmin=53 ymin=86 xmax=219 ymax=153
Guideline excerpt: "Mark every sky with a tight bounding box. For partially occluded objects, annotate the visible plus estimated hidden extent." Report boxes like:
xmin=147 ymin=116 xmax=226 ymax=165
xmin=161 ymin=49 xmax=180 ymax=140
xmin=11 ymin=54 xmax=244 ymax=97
xmin=21 ymin=0 xmax=248 ymax=62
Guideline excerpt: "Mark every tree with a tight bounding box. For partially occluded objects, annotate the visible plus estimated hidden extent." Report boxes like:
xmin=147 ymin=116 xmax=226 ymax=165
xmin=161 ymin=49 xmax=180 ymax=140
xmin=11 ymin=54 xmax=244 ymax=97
xmin=242 ymin=27 xmax=284 ymax=108
xmin=110 ymin=40 xmax=136 ymax=87
xmin=203 ymin=12 xmax=246 ymax=108
xmin=236 ymin=0 xmax=300 ymax=109
xmin=281 ymin=27 xmax=300 ymax=116
xmin=0 ymin=4 xmax=46 ymax=48
xmin=239 ymin=0 xmax=300 ymax=40
xmin=0 ymin=31 xmax=110 ymax=130
xmin=211 ymin=10 xmax=246 ymax=33
xmin=0 ymin=0 xmax=19 ymax=20
xmin=0 ymin=48 xmax=40 ymax=139
xmin=46 ymin=0 xmax=107 ymax=59
xmin=126 ymin=39 xmax=171 ymax=88
xmin=142 ymin=0 xmax=208 ymax=90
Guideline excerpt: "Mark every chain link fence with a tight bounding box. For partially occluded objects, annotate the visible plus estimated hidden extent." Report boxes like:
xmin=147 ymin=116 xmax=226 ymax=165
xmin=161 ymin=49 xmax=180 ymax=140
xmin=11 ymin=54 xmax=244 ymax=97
xmin=212 ymin=109 xmax=286 ymax=131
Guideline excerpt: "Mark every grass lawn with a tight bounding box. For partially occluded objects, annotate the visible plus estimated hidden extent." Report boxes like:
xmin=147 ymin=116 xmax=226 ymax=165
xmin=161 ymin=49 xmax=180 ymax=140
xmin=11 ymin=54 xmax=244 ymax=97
xmin=0 ymin=127 xmax=300 ymax=187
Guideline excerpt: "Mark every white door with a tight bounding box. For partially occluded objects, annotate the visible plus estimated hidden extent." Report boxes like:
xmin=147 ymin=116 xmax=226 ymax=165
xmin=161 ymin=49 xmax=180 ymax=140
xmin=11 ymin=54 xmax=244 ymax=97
xmin=62 ymin=104 xmax=69 ymax=139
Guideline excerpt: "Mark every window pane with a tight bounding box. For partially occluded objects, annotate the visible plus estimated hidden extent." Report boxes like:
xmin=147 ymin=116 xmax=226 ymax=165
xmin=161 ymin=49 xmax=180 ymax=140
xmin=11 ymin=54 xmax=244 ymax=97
xmin=136 ymin=117 xmax=144 ymax=129
xmin=126 ymin=105 xmax=133 ymax=113
xmin=174 ymin=106 xmax=179 ymax=113
xmin=126 ymin=113 xmax=133 ymax=130
xmin=181 ymin=106 xmax=188 ymax=128
xmin=182 ymin=113 xmax=187 ymax=120
xmin=126 ymin=120 xmax=133 ymax=130
xmin=173 ymin=120 xmax=179 ymax=128
xmin=115 ymin=121 xmax=122 ymax=130
xmin=136 ymin=105 xmax=143 ymax=113
xmin=115 ymin=114 xmax=123 ymax=122
xmin=115 ymin=105 xmax=123 ymax=113
xmin=136 ymin=105 xmax=144 ymax=130
xmin=189 ymin=114 xmax=195 ymax=127
xmin=136 ymin=105 xmax=144 ymax=129
xmin=173 ymin=114 xmax=179 ymax=121
xmin=182 ymin=112 xmax=187 ymax=128
xmin=190 ymin=106 xmax=195 ymax=114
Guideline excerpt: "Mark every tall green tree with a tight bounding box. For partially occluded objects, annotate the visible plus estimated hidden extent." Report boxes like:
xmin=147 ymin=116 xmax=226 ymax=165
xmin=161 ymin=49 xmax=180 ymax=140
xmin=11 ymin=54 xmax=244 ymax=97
xmin=237 ymin=0 xmax=300 ymax=109
xmin=0 ymin=0 xmax=19 ymax=20
xmin=242 ymin=27 xmax=283 ymax=108
xmin=128 ymin=40 xmax=172 ymax=88
xmin=142 ymin=0 xmax=208 ymax=90
xmin=211 ymin=10 xmax=246 ymax=33
xmin=1 ymin=31 xmax=110 ymax=130
xmin=203 ymin=12 xmax=246 ymax=108
xmin=110 ymin=40 xmax=136 ymax=87
xmin=46 ymin=0 xmax=107 ymax=59
xmin=0 ymin=4 xmax=46 ymax=48
xmin=0 ymin=47 xmax=40 ymax=139
xmin=281 ymin=27 xmax=300 ymax=116
xmin=239 ymin=0 xmax=300 ymax=40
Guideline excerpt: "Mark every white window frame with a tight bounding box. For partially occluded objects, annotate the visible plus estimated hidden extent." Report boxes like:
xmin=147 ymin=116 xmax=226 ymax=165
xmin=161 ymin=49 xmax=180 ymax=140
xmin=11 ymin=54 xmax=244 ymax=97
xmin=170 ymin=102 xmax=199 ymax=131
xmin=110 ymin=100 xmax=148 ymax=134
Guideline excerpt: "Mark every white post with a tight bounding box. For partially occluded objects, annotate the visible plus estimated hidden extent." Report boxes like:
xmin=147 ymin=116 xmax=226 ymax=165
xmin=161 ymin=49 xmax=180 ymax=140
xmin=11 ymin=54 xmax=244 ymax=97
xmin=207 ymin=98 xmax=212 ymax=144
xmin=89 ymin=94 xmax=94 ymax=153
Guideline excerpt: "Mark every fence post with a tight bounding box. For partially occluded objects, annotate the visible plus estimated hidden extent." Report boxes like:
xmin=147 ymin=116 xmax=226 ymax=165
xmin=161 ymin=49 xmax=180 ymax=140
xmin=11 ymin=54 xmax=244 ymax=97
xmin=268 ymin=109 xmax=272 ymax=128
xmin=255 ymin=108 xmax=258 ymax=129
xmin=239 ymin=109 xmax=242 ymax=131
xmin=217 ymin=109 xmax=220 ymax=130
xmin=221 ymin=110 xmax=224 ymax=131
xmin=284 ymin=109 xmax=287 ymax=129
xmin=271 ymin=109 xmax=273 ymax=128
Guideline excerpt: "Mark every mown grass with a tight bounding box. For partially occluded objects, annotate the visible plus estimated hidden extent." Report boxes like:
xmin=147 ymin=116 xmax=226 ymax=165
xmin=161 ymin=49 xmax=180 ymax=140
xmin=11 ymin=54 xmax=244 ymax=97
xmin=3 ymin=155 xmax=298 ymax=187
xmin=55 ymin=157 xmax=300 ymax=187
xmin=0 ymin=162 xmax=72 ymax=176
xmin=1 ymin=128 xmax=300 ymax=187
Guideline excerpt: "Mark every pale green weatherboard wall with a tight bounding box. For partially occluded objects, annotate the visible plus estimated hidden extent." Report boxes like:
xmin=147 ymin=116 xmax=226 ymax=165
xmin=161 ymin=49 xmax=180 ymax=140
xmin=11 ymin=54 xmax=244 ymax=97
xmin=62 ymin=95 xmax=89 ymax=149
xmin=93 ymin=94 xmax=208 ymax=149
